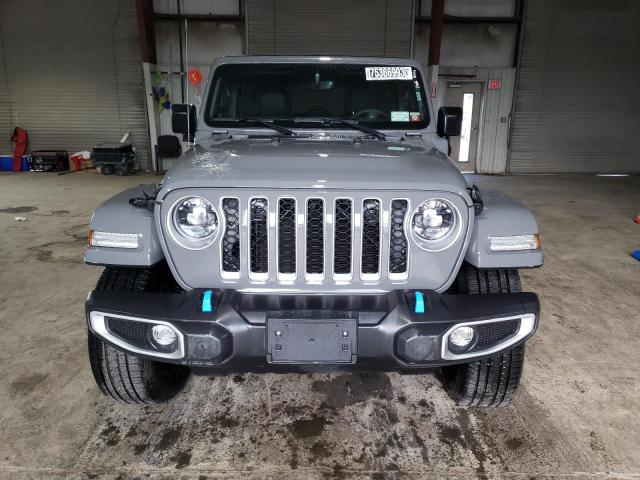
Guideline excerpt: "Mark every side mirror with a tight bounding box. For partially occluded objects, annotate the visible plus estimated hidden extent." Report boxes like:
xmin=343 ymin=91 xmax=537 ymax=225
xmin=171 ymin=104 xmax=197 ymax=134
xmin=437 ymin=107 xmax=462 ymax=137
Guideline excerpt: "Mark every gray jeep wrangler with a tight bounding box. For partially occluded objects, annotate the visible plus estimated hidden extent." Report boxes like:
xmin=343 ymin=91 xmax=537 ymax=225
xmin=85 ymin=56 xmax=542 ymax=406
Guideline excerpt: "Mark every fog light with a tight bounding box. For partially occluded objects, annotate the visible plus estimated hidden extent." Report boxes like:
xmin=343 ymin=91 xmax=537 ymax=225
xmin=151 ymin=325 xmax=177 ymax=347
xmin=450 ymin=326 xmax=475 ymax=347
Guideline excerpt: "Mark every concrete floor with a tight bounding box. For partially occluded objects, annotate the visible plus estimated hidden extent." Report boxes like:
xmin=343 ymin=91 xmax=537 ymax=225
xmin=0 ymin=171 xmax=639 ymax=480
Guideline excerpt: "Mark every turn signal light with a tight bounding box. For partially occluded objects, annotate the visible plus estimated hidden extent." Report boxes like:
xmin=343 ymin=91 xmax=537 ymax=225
xmin=489 ymin=234 xmax=540 ymax=252
xmin=88 ymin=230 xmax=139 ymax=249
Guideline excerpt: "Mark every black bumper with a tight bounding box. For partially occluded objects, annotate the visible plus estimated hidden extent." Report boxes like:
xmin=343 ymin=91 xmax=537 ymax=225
xmin=86 ymin=289 xmax=539 ymax=372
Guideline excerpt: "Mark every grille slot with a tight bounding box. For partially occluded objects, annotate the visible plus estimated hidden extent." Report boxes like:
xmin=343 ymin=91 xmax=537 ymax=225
xmin=221 ymin=198 xmax=240 ymax=273
xmin=249 ymin=198 xmax=269 ymax=274
xmin=306 ymin=198 xmax=324 ymax=275
xmin=389 ymin=199 xmax=409 ymax=275
xmin=333 ymin=199 xmax=353 ymax=275
xmin=361 ymin=199 xmax=381 ymax=275
xmin=278 ymin=198 xmax=296 ymax=275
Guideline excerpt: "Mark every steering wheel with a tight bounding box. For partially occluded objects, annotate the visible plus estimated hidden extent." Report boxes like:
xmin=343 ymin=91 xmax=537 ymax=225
xmin=352 ymin=109 xmax=388 ymax=121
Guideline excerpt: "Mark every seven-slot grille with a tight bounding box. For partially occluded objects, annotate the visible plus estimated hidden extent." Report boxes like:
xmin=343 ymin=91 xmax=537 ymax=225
xmin=220 ymin=196 xmax=410 ymax=282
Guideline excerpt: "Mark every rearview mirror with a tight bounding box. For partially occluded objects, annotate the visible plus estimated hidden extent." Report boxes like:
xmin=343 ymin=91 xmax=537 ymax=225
xmin=171 ymin=104 xmax=197 ymax=135
xmin=437 ymin=107 xmax=462 ymax=137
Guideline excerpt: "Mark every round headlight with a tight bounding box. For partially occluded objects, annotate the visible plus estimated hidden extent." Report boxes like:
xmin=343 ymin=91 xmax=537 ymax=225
xmin=412 ymin=199 xmax=456 ymax=242
xmin=174 ymin=197 xmax=218 ymax=238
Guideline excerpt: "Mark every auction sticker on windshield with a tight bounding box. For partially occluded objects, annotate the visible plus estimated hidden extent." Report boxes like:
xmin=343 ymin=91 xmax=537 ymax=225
xmin=391 ymin=111 xmax=410 ymax=122
xmin=365 ymin=66 xmax=413 ymax=81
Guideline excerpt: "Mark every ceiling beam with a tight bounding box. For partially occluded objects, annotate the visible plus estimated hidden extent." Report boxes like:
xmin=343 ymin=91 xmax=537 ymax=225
xmin=417 ymin=15 xmax=522 ymax=24
xmin=153 ymin=13 xmax=244 ymax=22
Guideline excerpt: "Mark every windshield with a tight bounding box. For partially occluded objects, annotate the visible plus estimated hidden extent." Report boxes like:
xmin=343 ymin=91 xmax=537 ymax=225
xmin=204 ymin=63 xmax=429 ymax=130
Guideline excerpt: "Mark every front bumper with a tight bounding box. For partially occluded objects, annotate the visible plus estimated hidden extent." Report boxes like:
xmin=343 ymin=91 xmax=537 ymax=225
xmin=86 ymin=289 xmax=539 ymax=372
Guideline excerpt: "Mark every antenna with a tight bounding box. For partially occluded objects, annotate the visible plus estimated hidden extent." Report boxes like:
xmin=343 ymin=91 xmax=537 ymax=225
xmin=184 ymin=17 xmax=194 ymax=146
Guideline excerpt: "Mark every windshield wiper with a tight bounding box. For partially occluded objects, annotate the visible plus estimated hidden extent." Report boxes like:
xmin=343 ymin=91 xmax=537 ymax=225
xmin=237 ymin=118 xmax=298 ymax=136
xmin=293 ymin=117 xmax=386 ymax=141
xmin=335 ymin=119 xmax=387 ymax=141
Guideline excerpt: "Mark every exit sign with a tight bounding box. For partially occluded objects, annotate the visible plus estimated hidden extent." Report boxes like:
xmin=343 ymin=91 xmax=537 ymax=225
xmin=488 ymin=79 xmax=502 ymax=90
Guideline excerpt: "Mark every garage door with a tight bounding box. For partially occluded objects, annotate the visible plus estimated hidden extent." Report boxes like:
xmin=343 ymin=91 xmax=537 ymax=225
xmin=246 ymin=0 xmax=415 ymax=57
xmin=0 ymin=0 xmax=150 ymax=169
xmin=0 ymin=34 xmax=10 ymax=155
xmin=510 ymin=0 xmax=640 ymax=173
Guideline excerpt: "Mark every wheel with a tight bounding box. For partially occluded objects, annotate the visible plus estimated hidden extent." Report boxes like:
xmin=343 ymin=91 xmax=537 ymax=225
xmin=87 ymin=266 xmax=189 ymax=404
xmin=101 ymin=164 xmax=114 ymax=175
xmin=441 ymin=264 xmax=526 ymax=407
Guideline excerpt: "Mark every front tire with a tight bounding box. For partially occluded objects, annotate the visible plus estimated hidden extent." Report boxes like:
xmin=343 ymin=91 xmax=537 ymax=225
xmin=87 ymin=266 xmax=189 ymax=404
xmin=441 ymin=264 xmax=526 ymax=407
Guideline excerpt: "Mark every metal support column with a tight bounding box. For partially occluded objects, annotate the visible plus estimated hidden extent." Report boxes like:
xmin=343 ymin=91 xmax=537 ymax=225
xmin=426 ymin=0 xmax=445 ymax=98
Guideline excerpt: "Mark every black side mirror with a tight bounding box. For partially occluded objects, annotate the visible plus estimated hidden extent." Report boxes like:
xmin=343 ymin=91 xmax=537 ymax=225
xmin=171 ymin=104 xmax=197 ymax=135
xmin=437 ymin=107 xmax=463 ymax=137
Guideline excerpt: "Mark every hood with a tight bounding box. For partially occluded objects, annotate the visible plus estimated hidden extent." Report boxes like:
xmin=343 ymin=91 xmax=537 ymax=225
xmin=160 ymin=137 xmax=470 ymax=198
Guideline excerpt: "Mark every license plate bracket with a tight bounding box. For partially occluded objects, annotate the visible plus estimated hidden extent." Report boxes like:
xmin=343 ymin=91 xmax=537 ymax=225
xmin=266 ymin=318 xmax=357 ymax=364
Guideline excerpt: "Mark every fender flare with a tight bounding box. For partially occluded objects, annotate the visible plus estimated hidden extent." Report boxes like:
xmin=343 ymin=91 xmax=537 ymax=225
xmin=465 ymin=189 xmax=543 ymax=269
xmin=84 ymin=185 xmax=164 ymax=266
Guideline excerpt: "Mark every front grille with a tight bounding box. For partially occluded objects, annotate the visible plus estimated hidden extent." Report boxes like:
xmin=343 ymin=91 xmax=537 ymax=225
xmin=306 ymin=199 xmax=325 ymax=275
xmin=250 ymin=198 xmax=268 ymax=274
xmin=361 ymin=199 xmax=381 ymax=275
xmin=106 ymin=317 xmax=147 ymax=348
xmin=217 ymin=194 xmax=416 ymax=286
xmin=278 ymin=198 xmax=296 ymax=275
xmin=333 ymin=199 xmax=352 ymax=275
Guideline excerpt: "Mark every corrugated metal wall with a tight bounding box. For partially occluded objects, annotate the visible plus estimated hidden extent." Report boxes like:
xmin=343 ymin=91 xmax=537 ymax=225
xmin=246 ymin=0 xmax=415 ymax=57
xmin=0 ymin=0 xmax=150 ymax=169
xmin=510 ymin=0 xmax=640 ymax=173
xmin=0 ymin=31 xmax=10 ymax=155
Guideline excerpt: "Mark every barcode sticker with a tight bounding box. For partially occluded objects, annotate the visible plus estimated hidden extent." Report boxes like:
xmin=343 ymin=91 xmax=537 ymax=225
xmin=365 ymin=66 xmax=413 ymax=81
